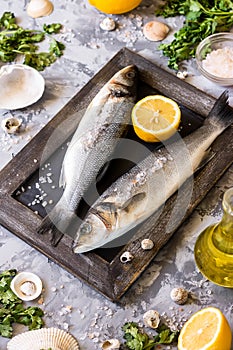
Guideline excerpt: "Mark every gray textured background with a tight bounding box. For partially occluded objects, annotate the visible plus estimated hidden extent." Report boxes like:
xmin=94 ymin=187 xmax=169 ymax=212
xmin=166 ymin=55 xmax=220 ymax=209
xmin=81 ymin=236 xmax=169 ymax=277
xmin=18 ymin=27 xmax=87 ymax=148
xmin=0 ymin=0 xmax=233 ymax=349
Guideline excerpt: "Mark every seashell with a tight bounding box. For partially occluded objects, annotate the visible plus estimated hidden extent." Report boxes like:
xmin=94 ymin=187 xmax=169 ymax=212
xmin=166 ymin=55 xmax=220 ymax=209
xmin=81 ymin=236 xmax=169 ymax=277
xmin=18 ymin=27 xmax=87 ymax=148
xmin=7 ymin=327 xmax=79 ymax=350
xmin=0 ymin=64 xmax=45 ymax=110
xmin=143 ymin=20 xmax=169 ymax=42
xmin=101 ymin=338 xmax=121 ymax=350
xmin=143 ymin=309 xmax=160 ymax=329
xmin=170 ymin=287 xmax=189 ymax=305
xmin=1 ymin=117 xmax=22 ymax=134
xmin=120 ymin=251 xmax=134 ymax=263
xmin=10 ymin=271 xmax=43 ymax=301
xmin=100 ymin=17 xmax=116 ymax=31
xmin=141 ymin=238 xmax=154 ymax=250
xmin=27 ymin=0 xmax=54 ymax=18
xmin=177 ymin=70 xmax=188 ymax=80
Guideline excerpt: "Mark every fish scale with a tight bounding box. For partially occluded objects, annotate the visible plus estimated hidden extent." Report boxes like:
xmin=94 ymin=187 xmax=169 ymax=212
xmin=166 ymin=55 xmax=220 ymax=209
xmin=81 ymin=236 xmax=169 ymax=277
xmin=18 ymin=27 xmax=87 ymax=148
xmin=37 ymin=65 xmax=138 ymax=243
xmin=73 ymin=90 xmax=233 ymax=253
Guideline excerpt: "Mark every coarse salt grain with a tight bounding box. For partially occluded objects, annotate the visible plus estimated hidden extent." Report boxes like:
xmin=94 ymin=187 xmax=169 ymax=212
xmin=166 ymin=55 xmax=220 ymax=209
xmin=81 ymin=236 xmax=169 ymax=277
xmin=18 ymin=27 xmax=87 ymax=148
xmin=20 ymin=281 xmax=36 ymax=296
xmin=202 ymin=46 xmax=233 ymax=78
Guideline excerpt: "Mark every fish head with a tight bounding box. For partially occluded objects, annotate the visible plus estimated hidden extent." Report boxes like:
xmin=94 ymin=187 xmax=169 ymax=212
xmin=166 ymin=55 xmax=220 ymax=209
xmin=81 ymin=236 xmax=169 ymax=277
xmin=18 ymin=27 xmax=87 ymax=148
xmin=72 ymin=211 xmax=109 ymax=254
xmin=114 ymin=65 xmax=138 ymax=87
xmin=109 ymin=65 xmax=138 ymax=99
xmin=73 ymin=192 xmax=147 ymax=254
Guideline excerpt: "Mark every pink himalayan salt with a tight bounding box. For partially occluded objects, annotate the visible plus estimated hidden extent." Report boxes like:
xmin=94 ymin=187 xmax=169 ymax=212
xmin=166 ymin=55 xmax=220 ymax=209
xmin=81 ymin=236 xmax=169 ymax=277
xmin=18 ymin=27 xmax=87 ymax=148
xmin=202 ymin=46 xmax=233 ymax=78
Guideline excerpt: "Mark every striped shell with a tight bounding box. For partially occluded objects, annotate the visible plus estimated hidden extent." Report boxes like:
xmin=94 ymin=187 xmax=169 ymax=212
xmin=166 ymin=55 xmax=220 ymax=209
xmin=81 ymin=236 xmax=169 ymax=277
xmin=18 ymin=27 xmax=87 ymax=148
xmin=7 ymin=328 xmax=79 ymax=350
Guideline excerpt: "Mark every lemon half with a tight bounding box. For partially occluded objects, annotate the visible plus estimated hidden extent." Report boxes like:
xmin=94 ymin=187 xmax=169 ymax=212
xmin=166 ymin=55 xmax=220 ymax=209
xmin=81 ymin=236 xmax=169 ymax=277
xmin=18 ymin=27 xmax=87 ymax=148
xmin=178 ymin=307 xmax=232 ymax=350
xmin=131 ymin=95 xmax=181 ymax=143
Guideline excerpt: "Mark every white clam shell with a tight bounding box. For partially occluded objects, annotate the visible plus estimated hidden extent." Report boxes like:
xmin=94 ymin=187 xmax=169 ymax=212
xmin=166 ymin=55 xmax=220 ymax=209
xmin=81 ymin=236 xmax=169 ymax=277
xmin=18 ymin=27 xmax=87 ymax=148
xmin=0 ymin=64 xmax=45 ymax=110
xmin=102 ymin=338 xmax=121 ymax=349
xmin=7 ymin=327 xmax=79 ymax=350
xmin=143 ymin=21 xmax=169 ymax=42
xmin=27 ymin=0 xmax=54 ymax=18
xmin=10 ymin=271 xmax=43 ymax=301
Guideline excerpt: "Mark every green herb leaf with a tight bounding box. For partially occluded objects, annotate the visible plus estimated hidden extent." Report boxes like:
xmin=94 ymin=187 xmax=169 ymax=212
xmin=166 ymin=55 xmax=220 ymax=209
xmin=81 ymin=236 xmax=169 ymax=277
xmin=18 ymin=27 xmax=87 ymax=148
xmin=24 ymin=52 xmax=57 ymax=70
xmin=0 ymin=323 xmax=13 ymax=338
xmin=122 ymin=321 xmax=179 ymax=350
xmin=49 ymin=39 xmax=65 ymax=57
xmin=153 ymin=324 xmax=179 ymax=344
xmin=0 ymin=269 xmax=44 ymax=338
xmin=0 ymin=11 xmax=65 ymax=70
xmin=155 ymin=0 xmax=233 ymax=69
xmin=0 ymin=12 xmax=18 ymax=30
xmin=43 ymin=23 xmax=62 ymax=34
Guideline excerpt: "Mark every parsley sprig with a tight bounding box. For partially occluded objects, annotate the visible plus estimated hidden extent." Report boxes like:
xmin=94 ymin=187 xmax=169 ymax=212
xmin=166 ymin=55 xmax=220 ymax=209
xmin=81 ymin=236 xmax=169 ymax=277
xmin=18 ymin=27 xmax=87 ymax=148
xmin=156 ymin=0 xmax=233 ymax=70
xmin=0 ymin=269 xmax=44 ymax=338
xmin=0 ymin=12 xmax=65 ymax=70
xmin=122 ymin=322 xmax=179 ymax=350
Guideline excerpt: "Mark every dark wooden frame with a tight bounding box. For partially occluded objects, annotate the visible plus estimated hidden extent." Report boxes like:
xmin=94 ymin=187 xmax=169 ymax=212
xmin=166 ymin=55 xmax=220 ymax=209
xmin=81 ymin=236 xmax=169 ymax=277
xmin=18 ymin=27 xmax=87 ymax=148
xmin=0 ymin=48 xmax=232 ymax=301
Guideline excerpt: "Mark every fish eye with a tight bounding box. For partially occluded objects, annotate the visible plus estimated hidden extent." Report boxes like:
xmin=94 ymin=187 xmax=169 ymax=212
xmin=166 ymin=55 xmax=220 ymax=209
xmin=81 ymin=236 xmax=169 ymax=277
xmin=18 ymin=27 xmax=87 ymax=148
xmin=80 ymin=222 xmax=92 ymax=235
xmin=125 ymin=71 xmax=135 ymax=79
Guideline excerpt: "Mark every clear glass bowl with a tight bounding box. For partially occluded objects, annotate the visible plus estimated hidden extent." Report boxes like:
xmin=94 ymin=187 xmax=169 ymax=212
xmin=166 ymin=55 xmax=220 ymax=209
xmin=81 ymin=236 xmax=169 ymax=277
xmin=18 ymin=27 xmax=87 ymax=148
xmin=195 ymin=32 xmax=233 ymax=86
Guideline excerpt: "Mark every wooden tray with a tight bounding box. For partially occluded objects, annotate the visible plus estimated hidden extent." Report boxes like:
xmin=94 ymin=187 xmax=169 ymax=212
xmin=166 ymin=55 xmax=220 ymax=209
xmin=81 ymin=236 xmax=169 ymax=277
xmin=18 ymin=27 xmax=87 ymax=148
xmin=0 ymin=48 xmax=232 ymax=301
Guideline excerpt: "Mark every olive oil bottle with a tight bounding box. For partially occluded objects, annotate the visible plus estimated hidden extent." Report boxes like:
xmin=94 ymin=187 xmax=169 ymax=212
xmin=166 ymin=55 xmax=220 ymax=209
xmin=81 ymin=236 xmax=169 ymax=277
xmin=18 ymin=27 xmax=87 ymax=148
xmin=194 ymin=187 xmax=233 ymax=287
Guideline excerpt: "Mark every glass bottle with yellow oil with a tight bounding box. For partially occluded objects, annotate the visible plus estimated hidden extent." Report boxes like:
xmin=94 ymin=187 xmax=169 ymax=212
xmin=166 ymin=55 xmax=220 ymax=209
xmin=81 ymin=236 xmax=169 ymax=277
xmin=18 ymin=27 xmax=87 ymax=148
xmin=194 ymin=187 xmax=233 ymax=287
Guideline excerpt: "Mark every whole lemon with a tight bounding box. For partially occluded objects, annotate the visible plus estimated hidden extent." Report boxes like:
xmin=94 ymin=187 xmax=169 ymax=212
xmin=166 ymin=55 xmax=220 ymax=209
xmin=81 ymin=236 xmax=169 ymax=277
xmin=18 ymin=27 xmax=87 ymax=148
xmin=88 ymin=0 xmax=142 ymax=14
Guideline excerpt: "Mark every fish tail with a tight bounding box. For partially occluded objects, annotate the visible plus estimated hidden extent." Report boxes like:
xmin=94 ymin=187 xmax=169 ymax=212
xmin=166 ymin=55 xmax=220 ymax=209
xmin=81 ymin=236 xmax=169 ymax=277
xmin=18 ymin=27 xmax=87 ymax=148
xmin=205 ymin=90 xmax=233 ymax=131
xmin=37 ymin=202 xmax=76 ymax=246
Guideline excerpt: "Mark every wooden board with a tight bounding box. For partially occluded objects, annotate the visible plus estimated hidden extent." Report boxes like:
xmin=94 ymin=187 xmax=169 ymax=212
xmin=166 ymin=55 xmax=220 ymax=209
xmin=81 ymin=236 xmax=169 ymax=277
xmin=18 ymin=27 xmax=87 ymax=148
xmin=0 ymin=48 xmax=232 ymax=301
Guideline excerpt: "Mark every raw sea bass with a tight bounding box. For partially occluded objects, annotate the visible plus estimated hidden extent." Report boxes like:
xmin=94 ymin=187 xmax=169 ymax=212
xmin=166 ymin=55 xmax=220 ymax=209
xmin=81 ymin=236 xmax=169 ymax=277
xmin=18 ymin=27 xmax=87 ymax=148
xmin=73 ymin=91 xmax=233 ymax=253
xmin=38 ymin=65 xmax=138 ymax=240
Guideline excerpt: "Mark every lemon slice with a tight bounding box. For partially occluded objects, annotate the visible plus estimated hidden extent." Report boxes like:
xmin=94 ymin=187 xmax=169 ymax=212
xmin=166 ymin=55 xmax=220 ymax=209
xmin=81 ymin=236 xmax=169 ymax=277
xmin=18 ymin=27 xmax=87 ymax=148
xmin=132 ymin=95 xmax=181 ymax=142
xmin=178 ymin=307 xmax=232 ymax=350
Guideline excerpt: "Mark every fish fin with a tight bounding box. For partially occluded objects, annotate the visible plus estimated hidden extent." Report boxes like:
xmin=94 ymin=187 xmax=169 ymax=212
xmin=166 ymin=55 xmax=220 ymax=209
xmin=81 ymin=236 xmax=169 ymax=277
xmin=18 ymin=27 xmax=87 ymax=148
xmin=196 ymin=149 xmax=216 ymax=172
xmin=91 ymin=203 xmax=117 ymax=229
xmin=37 ymin=214 xmax=55 ymax=235
xmin=37 ymin=215 xmax=64 ymax=247
xmin=59 ymin=163 xmax=66 ymax=188
xmin=121 ymin=192 xmax=146 ymax=212
xmin=50 ymin=231 xmax=64 ymax=246
xmin=206 ymin=90 xmax=233 ymax=130
xmin=37 ymin=202 xmax=77 ymax=245
xmin=96 ymin=161 xmax=111 ymax=183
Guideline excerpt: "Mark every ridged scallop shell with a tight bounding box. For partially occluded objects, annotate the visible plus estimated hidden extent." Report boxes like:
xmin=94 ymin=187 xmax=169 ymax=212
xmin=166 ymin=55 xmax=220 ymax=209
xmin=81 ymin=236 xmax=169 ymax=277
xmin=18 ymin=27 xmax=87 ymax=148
xmin=0 ymin=64 xmax=45 ymax=110
xmin=7 ymin=328 xmax=79 ymax=350
xmin=27 ymin=0 xmax=54 ymax=18
xmin=10 ymin=271 xmax=43 ymax=301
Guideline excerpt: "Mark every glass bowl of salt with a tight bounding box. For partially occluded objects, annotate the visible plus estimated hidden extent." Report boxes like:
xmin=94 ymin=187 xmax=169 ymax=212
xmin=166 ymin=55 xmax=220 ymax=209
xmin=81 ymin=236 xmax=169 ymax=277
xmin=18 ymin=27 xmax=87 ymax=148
xmin=196 ymin=32 xmax=233 ymax=86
